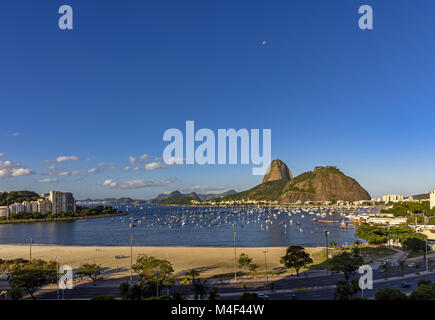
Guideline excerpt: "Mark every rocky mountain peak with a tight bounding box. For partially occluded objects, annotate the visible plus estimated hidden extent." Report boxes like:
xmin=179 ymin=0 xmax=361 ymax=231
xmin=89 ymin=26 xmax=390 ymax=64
xmin=262 ymin=159 xmax=293 ymax=183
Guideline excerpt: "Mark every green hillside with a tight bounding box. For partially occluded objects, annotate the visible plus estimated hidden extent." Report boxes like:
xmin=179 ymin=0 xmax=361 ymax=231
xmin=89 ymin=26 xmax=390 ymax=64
xmin=0 ymin=191 xmax=40 ymax=206
xmin=218 ymin=180 xmax=288 ymax=202
xmin=157 ymin=196 xmax=195 ymax=205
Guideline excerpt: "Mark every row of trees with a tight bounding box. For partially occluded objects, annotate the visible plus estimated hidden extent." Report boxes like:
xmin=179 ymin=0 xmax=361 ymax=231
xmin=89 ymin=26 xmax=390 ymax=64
xmin=7 ymin=206 xmax=122 ymax=221
xmin=381 ymin=201 xmax=435 ymax=217
xmin=355 ymin=224 xmax=428 ymax=256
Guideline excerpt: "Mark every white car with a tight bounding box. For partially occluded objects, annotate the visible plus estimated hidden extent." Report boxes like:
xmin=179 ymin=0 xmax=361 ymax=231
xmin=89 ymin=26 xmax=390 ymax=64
xmin=257 ymin=293 xmax=269 ymax=299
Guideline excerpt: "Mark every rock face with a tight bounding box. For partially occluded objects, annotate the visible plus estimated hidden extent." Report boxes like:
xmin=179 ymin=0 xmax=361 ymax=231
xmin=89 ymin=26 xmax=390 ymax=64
xmin=262 ymin=159 xmax=293 ymax=183
xmin=279 ymin=166 xmax=371 ymax=203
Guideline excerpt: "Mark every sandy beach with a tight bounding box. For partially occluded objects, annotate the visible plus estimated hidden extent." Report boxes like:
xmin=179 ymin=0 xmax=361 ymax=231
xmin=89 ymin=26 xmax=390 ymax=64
xmin=0 ymin=245 xmax=323 ymax=279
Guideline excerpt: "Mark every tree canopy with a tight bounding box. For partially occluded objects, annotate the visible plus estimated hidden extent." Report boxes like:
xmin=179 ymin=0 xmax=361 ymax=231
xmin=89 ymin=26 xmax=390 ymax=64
xmin=8 ymin=259 xmax=57 ymax=299
xmin=132 ymin=254 xmax=175 ymax=289
xmin=329 ymin=252 xmax=364 ymax=281
xmin=280 ymin=246 xmax=313 ymax=276
xmin=77 ymin=263 xmax=101 ymax=285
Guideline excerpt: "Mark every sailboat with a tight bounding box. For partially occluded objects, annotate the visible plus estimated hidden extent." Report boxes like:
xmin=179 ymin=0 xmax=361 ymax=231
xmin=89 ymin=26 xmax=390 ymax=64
xmin=339 ymin=219 xmax=346 ymax=229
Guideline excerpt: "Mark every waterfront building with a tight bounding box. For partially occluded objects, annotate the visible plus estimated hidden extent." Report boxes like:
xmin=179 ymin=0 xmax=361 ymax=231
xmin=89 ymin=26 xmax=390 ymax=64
xmin=382 ymin=194 xmax=404 ymax=203
xmin=22 ymin=201 xmax=33 ymax=214
xmin=37 ymin=199 xmax=52 ymax=214
xmin=9 ymin=203 xmax=25 ymax=214
xmin=30 ymin=201 xmax=38 ymax=213
xmin=49 ymin=191 xmax=76 ymax=214
xmin=431 ymin=190 xmax=435 ymax=209
xmin=0 ymin=206 xmax=9 ymax=219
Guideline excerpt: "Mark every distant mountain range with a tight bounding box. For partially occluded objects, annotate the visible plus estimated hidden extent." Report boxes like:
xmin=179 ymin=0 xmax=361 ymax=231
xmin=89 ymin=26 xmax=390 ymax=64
xmin=77 ymin=190 xmax=237 ymax=206
xmin=151 ymin=190 xmax=237 ymax=204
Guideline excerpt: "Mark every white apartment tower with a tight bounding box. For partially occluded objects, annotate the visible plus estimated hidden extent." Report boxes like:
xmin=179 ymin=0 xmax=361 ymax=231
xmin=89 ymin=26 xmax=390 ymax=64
xmin=49 ymin=191 xmax=76 ymax=214
xmin=0 ymin=206 xmax=9 ymax=219
xmin=382 ymin=194 xmax=404 ymax=203
xmin=37 ymin=199 xmax=52 ymax=214
xmin=430 ymin=190 xmax=435 ymax=210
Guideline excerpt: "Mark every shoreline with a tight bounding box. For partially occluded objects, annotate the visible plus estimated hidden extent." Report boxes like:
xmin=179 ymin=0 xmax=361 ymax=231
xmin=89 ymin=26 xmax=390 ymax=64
xmin=0 ymin=244 xmax=325 ymax=279
xmin=0 ymin=212 xmax=127 ymax=225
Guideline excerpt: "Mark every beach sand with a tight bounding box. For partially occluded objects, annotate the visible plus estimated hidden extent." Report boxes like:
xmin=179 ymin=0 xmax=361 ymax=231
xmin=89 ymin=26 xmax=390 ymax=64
xmin=0 ymin=245 xmax=323 ymax=279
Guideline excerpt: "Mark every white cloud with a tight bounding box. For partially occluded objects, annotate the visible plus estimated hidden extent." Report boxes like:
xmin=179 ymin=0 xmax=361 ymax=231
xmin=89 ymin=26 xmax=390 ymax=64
xmin=129 ymin=154 xmax=149 ymax=165
xmin=9 ymin=132 xmax=20 ymax=137
xmin=45 ymin=170 xmax=81 ymax=177
xmin=97 ymin=162 xmax=120 ymax=171
xmin=39 ymin=178 xmax=60 ymax=183
xmin=124 ymin=166 xmax=140 ymax=172
xmin=144 ymin=161 xmax=168 ymax=171
xmin=88 ymin=168 xmax=99 ymax=174
xmin=56 ymin=155 xmax=79 ymax=163
xmin=164 ymin=157 xmax=185 ymax=165
xmin=138 ymin=154 xmax=149 ymax=163
xmin=0 ymin=160 xmax=34 ymax=178
xmin=101 ymin=178 xmax=176 ymax=190
xmin=0 ymin=153 xmax=5 ymax=158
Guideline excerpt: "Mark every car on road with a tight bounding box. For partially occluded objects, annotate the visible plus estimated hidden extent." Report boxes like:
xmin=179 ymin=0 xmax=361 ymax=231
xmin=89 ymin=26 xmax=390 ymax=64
xmin=257 ymin=293 xmax=269 ymax=299
xmin=408 ymin=263 xmax=417 ymax=268
xmin=401 ymin=281 xmax=411 ymax=288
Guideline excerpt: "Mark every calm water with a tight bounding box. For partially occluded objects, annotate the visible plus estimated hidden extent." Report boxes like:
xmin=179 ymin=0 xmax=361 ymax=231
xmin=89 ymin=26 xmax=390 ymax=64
xmin=0 ymin=206 xmax=371 ymax=247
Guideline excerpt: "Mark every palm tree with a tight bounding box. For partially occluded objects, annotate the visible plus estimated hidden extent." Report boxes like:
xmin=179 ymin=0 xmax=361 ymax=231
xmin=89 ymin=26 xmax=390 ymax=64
xmin=330 ymin=241 xmax=339 ymax=249
xmin=379 ymin=261 xmax=392 ymax=280
xmin=398 ymin=260 xmax=406 ymax=277
xmin=180 ymin=273 xmax=193 ymax=296
xmin=192 ymin=279 xmax=208 ymax=300
xmin=187 ymin=269 xmax=200 ymax=282
xmin=180 ymin=269 xmax=200 ymax=297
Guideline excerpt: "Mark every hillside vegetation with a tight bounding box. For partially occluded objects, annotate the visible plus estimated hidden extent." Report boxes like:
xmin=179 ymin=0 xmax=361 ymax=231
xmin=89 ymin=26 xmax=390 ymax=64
xmin=0 ymin=191 xmax=40 ymax=206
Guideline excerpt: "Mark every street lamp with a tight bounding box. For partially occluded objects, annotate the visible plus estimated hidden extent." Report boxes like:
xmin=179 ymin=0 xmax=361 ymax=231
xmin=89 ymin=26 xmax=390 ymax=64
xmin=263 ymin=250 xmax=269 ymax=292
xmin=426 ymin=237 xmax=429 ymax=273
xmin=324 ymin=230 xmax=329 ymax=275
xmin=233 ymin=232 xmax=237 ymax=281
xmin=130 ymin=235 xmax=134 ymax=281
xmin=55 ymin=256 xmax=59 ymax=300
xmin=29 ymin=237 xmax=33 ymax=260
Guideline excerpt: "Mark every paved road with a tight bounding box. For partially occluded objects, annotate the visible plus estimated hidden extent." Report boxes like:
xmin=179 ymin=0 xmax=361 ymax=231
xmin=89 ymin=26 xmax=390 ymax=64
xmin=27 ymin=263 xmax=433 ymax=300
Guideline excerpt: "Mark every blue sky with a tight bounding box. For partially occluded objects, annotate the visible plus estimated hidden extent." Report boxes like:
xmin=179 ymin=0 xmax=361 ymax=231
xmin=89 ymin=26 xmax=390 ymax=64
xmin=1 ymin=0 xmax=435 ymax=199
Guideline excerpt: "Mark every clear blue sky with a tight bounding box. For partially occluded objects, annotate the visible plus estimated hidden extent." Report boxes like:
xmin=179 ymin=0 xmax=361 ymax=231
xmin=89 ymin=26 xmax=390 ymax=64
xmin=1 ymin=0 xmax=435 ymax=199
